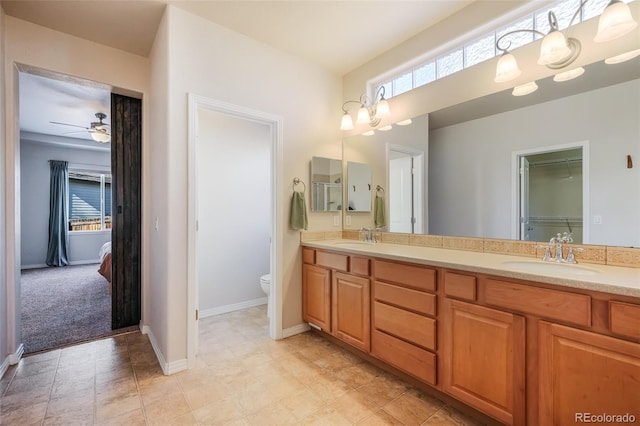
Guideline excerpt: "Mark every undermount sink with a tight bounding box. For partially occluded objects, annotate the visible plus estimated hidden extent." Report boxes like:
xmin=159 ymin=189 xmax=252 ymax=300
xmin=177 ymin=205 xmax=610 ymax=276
xmin=502 ymin=260 xmax=599 ymax=276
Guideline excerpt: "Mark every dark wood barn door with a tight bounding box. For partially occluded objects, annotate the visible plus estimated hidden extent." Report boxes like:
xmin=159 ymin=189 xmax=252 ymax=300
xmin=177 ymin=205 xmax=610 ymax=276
xmin=111 ymin=94 xmax=142 ymax=329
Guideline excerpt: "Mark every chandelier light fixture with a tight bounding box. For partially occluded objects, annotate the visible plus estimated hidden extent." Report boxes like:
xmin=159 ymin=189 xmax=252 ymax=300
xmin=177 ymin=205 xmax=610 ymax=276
xmin=494 ymin=0 xmax=638 ymax=88
xmin=340 ymin=86 xmax=390 ymax=131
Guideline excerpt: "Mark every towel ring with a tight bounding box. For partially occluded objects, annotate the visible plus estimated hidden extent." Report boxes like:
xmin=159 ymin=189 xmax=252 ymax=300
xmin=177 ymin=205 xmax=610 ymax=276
xmin=376 ymin=185 xmax=385 ymax=194
xmin=293 ymin=177 xmax=306 ymax=192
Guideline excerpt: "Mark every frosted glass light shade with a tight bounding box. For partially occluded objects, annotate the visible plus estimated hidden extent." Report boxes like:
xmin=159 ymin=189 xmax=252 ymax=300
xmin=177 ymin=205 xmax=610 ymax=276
xmin=594 ymin=1 xmax=638 ymax=43
xmin=605 ymin=48 xmax=640 ymax=64
xmin=91 ymin=131 xmax=111 ymax=143
xmin=538 ymin=30 xmax=571 ymax=65
xmin=357 ymin=106 xmax=370 ymax=124
xmin=376 ymin=98 xmax=390 ymax=117
xmin=494 ymin=53 xmax=522 ymax=83
xmin=553 ymin=67 xmax=585 ymax=82
xmin=362 ymin=130 xmax=375 ymax=136
xmin=340 ymin=113 xmax=354 ymax=131
xmin=512 ymin=81 xmax=538 ymax=96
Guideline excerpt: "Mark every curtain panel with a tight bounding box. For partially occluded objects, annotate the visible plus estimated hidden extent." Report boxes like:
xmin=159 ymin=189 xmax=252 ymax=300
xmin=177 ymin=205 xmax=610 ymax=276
xmin=46 ymin=160 xmax=70 ymax=267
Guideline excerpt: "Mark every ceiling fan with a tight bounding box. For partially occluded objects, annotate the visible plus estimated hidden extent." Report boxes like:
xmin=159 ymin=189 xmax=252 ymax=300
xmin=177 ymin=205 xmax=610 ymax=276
xmin=50 ymin=112 xmax=111 ymax=143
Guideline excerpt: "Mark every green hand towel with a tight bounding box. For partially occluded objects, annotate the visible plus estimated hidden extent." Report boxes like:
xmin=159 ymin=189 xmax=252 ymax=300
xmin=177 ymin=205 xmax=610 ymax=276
xmin=374 ymin=195 xmax=386 ymax=227
xmin=290 ymin=191 xmax=308 ymax=230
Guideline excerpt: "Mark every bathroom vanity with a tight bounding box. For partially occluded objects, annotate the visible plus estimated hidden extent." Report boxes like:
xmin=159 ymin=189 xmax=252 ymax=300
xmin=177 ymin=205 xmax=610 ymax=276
xmin=301 ymin=240 xmax=640 ymax=426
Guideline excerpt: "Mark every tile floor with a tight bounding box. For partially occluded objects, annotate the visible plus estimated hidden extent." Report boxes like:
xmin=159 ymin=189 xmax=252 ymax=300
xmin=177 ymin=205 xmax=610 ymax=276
xmin=0 ymin=306 xmax=483 ymax=425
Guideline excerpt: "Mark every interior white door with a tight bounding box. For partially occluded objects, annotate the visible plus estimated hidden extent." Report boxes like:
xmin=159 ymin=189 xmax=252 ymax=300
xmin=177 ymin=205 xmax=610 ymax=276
xmin=389 ymin=155 xmax=413 ymax=233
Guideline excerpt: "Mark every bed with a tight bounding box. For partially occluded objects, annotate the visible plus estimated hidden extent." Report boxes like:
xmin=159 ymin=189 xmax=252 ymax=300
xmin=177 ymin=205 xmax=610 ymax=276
xmin=98 ymin=241 xmax=112 ymax=292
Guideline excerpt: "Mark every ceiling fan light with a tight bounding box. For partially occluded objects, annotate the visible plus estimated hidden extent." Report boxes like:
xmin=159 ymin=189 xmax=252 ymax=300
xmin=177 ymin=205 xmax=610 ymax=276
xmin=91 ymin=131 xmax=111 ymax=143
xmin=494 ymin=52 xmax=521 ymax=83
xmin=538 ymin=30 xmax=571 ymax=65
xmin=594 ymin=0 xmax=638 ymax=43
xmin=605 ymin=48 xmax=640 ymax=64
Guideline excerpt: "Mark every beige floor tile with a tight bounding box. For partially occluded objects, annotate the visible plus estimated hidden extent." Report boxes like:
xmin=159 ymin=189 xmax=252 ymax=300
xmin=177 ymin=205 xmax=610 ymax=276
xmin=1 ymin=400 xmax=48 ymax=425
xmin=333 ymin=361 xmax=380 ymax=388
xmin=96 ymin=375 xmax=138 ymax=403
xmin=13 ymin=357 xmax=59 ymax=378
xmin=183 ymin=381 xmax=230 ymax=411
xmin=143 ymin=392 xmax=191 ymax=425
xmin=328 ymin=388 xmax=381 ymax=423
xmin=95 ymin=394 xmax=142 ymax=423
xmin=300 ymin=405 xmax=353 ymax=426
xmin=4 ymin=370 xmax=56 ymax=396
xmin=422 ymin=405 xmax=485 ymax=426
xmin=278 ymin=387 xmax=327 ymax=421
xmin=358 ymin=408 xmax=407 ymax=426
xmin=45 ymin=389 xmax=95 ymax=419
xmin=382 ymin=391 xmax=444 ymax=426
xmin=94 ymin=407 xmax=147 ymax=426
xmin=190 ymin=395 xmax=245 ymax=424
xmin=245 ymin=400 xmax=299 ymax=425
xmin=138 ymin=375 xmax=182 ymax=405
xmin=356 ymin=373 xmax=408 ymax=406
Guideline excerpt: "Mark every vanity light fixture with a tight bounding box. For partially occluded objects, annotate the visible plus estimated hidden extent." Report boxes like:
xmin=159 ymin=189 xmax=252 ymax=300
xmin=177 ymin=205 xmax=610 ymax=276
xmin=553 ymin=66 xmax=585 ymax=82
xmin=605 ymin=48 xmax=640 ymax=64
xmin=512 ymin=81 xmax=539 ymax=96
xmin=340 ymin=86 xmax=390 ymax=131
xmin=396 ymin=118 xmax=413 ymax=126
xmin=494 ymin=0 xmax=638 ymax=84
xmin=362 ymin=130 xmax=376 ymax=136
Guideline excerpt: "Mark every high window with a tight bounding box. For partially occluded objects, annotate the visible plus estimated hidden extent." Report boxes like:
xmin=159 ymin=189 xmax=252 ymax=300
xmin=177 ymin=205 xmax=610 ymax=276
xmin=68 ymin=170 xmax=112 ymax=232
xmin=374 ymin=0 xmax=622 ymax=98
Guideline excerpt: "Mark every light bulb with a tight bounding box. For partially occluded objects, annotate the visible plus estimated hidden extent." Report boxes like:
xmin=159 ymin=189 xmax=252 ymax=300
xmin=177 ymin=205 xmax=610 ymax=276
xmin=594 ymin=0 xmax=638 ymax=43
xmin=340 ymin=113 xmax=354 ymax=131
xmin=494 ymin=52 xmax=522 ymax=83
xmin=538 ymin=30 xmax=571 ymax=65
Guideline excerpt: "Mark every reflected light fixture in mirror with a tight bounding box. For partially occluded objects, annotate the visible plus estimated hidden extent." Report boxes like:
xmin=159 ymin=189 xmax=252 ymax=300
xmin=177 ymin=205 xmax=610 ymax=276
xmin=494 ymin=0 xmax=638 ymax=84
xmin=340 ymin=86 xmax=390 ymax=131
xmin=396 ymin=118 xmax=412 ymax=126
xmin=553 ymin=67 xmax=585 ymax=82
xmin=91 ymin=130 xmax=111 ymax=143
xmin=512 ymin=81 xmax=539 ymax=96
xmin=379 ymin=125 xmax=393 ymax=131
xmin=605 ymin=48 xmax=640 ymax=64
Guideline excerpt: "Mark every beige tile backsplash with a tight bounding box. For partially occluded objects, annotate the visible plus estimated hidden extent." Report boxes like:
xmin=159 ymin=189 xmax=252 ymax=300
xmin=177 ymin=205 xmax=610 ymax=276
xmin=299 ymin=231 xmax=640 ymax=269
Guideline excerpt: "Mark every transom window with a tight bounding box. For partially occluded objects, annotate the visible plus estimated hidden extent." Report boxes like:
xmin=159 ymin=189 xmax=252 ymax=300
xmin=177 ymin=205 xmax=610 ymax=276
xmin=374 ymin=0 xmax=622 ymax=98
xmin=68 ymin=170 xmax=112 ymax=232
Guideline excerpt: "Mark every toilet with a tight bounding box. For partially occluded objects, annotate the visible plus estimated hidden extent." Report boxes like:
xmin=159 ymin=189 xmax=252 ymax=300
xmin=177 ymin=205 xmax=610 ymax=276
xmin=260 ymin=274 xmax=271 ymax=319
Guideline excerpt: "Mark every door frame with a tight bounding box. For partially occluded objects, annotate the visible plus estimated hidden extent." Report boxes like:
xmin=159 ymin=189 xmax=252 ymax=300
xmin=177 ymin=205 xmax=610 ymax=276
xmin=187 ymin=94 xmax=283 ymax=368
xmin=511 ymin=141 xmax=590 ymax=243
xmin=385 ymin=143 xmax=425 ymax=234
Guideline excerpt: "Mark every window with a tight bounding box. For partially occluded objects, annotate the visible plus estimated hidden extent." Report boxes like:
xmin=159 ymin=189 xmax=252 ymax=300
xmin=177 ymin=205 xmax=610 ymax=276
xmin=372 ymin=0 xmax=631 ymax=99
xmin=68 ymin=171 xmax=112 ymax=232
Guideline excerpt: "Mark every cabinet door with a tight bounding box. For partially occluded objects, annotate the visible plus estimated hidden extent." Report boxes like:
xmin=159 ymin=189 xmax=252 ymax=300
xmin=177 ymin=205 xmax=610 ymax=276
xmin=539 ymin=321 xmax=640 ymax=426
xmin=332 ymin=272 xmax=370 ymax=351
xmin=442 ymin=299 xmax=526 ymax=426
xmin=302 ymin=264 xmax=331 ymax=331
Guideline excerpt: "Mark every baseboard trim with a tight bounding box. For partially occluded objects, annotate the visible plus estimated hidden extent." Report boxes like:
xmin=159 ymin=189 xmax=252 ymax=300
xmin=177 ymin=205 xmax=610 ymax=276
xmin=200 ymin=297 xmax=267 ymax=318
xmin=8 ymin=344 xmax=24 ymax=365
xmin=22 ymin=260 xmax=100 ymax=270
xmin=0 ymin=356 xmax=9 ymax=379
xmin=140 ymin=324 xmax=188 ymax=376
xmin=282 ymin=323 xmax=310 ymax=338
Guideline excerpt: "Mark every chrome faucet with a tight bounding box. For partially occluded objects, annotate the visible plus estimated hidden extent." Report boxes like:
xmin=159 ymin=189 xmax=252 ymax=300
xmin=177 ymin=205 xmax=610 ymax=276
xmin=537 ymin=232 xmax=583 ymax=263
xmin=359 ymin=227 xmax=379 ymax=243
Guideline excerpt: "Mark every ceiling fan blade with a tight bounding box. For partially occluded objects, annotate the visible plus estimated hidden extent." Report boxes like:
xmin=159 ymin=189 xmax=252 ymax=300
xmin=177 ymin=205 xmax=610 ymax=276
xmin=62 ymin=130 xmax=89 ymax=135
xmin=50 ymin=121 xmax=90 ymax=130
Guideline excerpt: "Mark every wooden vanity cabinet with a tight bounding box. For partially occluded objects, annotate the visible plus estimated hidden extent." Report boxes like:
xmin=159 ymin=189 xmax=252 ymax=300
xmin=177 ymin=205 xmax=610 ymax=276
xmin=302 ymin=248 xmax=370 ymax=350
xmin=538 ymin=321 xmax=640 ymax=425
xmin=442 ymin=298 xmax=526 ymax=426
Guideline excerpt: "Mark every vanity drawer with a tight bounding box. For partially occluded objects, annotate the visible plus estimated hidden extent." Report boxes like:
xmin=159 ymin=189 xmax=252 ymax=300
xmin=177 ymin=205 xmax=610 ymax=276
xmin=374 ymin=260 xmax=436 ymax=292
xmin=485 ymin=279 xmax=591 ymax=327
xmin=350 ymin=256 xmax=371 ymax=277
xmin=374 ymin=301 xmax=436 ymax=350
xmin=302 ymin=248 xmax=315 ymax=265
xmin=316 ymin=251 xmax=349 ymax=272
xmin=372 ymin=329 xmax=436 ymax=385
xmin=610 ymin=301 xmax=640 ymax=340
xmin=444 ymin=272 xmax=477 ymax=301
xmin=374 ymin=281 xmax=436 ymax=316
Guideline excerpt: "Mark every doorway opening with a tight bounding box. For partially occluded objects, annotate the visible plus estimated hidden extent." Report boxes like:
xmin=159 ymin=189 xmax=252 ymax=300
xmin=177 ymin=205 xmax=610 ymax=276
xmin=187 ymin=94 xmax=283 ymax=367
xmin=513 ymin=142 xmax=589 ymax=244
xmin=386 ymin=144 xmax=425 ymax=234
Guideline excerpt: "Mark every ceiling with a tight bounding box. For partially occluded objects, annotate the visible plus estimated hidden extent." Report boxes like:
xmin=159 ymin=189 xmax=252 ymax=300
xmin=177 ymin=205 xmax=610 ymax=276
xmin=4 ymin=0 xmax=473 ymax=143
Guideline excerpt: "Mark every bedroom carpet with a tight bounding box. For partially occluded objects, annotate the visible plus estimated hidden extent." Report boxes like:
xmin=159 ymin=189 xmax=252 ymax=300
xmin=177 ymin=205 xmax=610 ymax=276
xmin=21 ymin=264 xmax=118 ymax=354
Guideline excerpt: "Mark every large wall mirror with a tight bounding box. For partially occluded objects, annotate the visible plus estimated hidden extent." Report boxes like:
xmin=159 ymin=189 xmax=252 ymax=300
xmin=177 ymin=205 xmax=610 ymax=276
xmin=310 ymin=156 xmax=342 ymax=212
xmin=343 ymin=58 xmax=640 ymax=248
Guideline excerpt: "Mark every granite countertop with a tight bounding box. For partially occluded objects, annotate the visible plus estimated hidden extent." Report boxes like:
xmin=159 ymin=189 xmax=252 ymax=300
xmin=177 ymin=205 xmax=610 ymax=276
xmin=302 ymin=240 xmax=640 ymax=298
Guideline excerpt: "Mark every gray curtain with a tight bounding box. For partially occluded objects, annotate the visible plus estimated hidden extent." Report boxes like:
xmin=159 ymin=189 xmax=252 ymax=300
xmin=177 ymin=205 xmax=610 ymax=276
xmin=46 ymin=160 xmax=70 ymax=267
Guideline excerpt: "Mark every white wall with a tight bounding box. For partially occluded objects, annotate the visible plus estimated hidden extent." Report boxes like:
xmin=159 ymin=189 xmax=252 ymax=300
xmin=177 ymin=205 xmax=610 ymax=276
xmin=197 ymin=109 xmax=270 ymax=313
xmin=429 ymin=79 xmax=640 ymax=247
xmin=0 ymin=6 xmax=8 ymax=374
xmin=20 ymin=138 xmax=111 ymax=268
xmin=3 ymin=15 xmax=149 ymax=366
xmin=146 ymin=6 xmax=342 ymax=366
